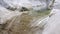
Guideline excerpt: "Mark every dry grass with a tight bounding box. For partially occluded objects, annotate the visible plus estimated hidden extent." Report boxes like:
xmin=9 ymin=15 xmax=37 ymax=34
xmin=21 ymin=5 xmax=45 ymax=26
xmin=0 ymin=13 xmax=34 ymax=34
xmin=0 ymin=10 xmax=50 ymax=34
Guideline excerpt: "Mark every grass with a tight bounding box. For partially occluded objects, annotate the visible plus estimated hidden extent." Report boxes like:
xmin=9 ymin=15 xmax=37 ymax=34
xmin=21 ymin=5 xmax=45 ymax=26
xmin=0 ymin=9 xmax=51 ymax=34
xmin=30 ymin=9 xmax=51 ymax=18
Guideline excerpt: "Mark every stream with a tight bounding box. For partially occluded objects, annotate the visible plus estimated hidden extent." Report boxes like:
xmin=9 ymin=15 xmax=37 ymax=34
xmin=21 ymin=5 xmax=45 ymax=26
xmin=0 ymin=0 xmax=59 ymax=34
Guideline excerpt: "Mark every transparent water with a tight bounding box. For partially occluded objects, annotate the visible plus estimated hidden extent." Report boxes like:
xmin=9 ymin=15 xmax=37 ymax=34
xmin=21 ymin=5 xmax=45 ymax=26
xmin=0 ymin=0 xmax=54 ymax=34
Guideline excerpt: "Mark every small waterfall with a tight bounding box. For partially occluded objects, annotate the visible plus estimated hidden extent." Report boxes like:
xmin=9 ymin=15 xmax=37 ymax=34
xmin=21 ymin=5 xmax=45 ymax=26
xmin=0 ymin=0 xmax=55 ymax=34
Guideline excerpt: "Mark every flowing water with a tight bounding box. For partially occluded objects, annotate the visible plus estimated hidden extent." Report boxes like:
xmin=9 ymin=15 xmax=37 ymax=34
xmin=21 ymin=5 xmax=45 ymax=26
xmin=0 ymin=0 xmax=55 ymax=34
xmin=42 ymin=0 xmax=60 ymax=34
